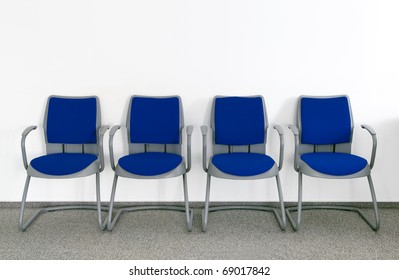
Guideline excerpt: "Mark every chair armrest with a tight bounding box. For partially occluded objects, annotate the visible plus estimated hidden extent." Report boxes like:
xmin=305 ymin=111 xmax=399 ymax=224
xmin=98 ymin=125 xmax=110 ymax=172
xmin=109 ymin=125 xmax=121 ymax=171
xmin=99 ymin=125 xmax=110 ymax=137
xmin=187 ymin=125 xmax=194 ymax=136
xmin=288 ymin=124 xmax=299 ymax=136
xmin=201 ymin=125 xmax=208 ymax=172
xmin=201 ymin=125 xmax=207 ymax=136
xmin=272 ymin=124 xmax=284 ymax=170
xmin=361 ymin=124 xmax=377 ymax=169
xmin=185 ymin=125 xmax=194 ymax=172
xmin=21 ymin=125 xmax=37 ymax=170
xmin=361 ymin=124 xmax=376 ymax=135
xmin=288 ymin=124 xmax=300 ymax=171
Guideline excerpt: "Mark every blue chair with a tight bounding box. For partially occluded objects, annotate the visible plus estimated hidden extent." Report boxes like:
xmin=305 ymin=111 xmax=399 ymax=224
xmin=201 ymin=96 xmax=286 ymax=232
xmin=20 ymin=96 xmax=109 ymax=231
xmin=107 ymin=96 xmax=193 ymax=231
xmin=287 ymin=95 xmax=380 ymax=231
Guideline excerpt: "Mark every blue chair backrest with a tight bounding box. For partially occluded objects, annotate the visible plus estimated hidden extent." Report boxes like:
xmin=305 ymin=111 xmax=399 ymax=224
xmin=129 ymin=96 xmax=181 ymax=144
xmin=300 ymin=96 xmax=352 ymax=145
xmin=45 ymin=96 xmax=98 ymax=144
xmin=213 ymin=96 xmax=266 ymax=146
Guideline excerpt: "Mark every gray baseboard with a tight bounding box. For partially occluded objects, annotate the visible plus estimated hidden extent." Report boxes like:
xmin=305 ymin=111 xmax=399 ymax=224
xmin=1 ymin=201 xmax=399 ymax=208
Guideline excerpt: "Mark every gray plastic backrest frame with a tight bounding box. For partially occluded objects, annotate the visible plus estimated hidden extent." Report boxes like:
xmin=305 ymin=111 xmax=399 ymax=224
xmin=211 ymin=95 xmax=268 ymax=155
xmin=126 ymin=95 xmax=183 ymax=156
xmin=297 ymin=95 xmax=353 ymax=155
xmin=43 ymin=95 xmax=101 ymax=156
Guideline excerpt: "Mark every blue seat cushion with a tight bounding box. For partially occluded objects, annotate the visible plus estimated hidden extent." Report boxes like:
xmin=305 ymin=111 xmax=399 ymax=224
xmin=30 ymin=153 xmax=98 ymax=176
xmin=211 ymin=153 xmax=275 ymax=176
xmin=301 ymin=152 xmax=368 ymax=176
xmin=118 ymin=152 xmax=183 ymax=176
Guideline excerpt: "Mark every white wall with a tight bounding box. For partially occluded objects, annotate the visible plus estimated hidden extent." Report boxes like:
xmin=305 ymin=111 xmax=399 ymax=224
xmin=1 ymin=0 xmax=399 ymax=203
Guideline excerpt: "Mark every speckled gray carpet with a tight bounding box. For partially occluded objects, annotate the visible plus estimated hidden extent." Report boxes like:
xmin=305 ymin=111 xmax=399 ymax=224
xmin=1 ymin=205 xmax=398 ymax=260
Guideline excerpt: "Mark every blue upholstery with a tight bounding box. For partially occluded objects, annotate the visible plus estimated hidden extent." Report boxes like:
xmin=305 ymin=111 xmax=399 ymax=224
xmin=30 ymin=153 xmax=98 ymax=176
xmin=301 ymin=96 xmax=351 ymax=145
xmin=130 ymin=97 xmax=180 ymax=144
xmin=212 ymin=153 xmax=275 ymax=176
xmin=214 ymin=97 xmax=265 ymax=145
xmin=47 ymin=97 xmax=97 ymax=144
xmin=118 ymin=152 xmax=183 ymax=176
xmin=301 ymin=152 xmax=368 ymax=176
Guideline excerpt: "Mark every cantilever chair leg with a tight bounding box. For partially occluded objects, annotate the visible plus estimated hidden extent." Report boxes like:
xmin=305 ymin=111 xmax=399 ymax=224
xmin=201 ymin=174 xmax=211 ymax=232
xmin=275 ymin=174 xmax=287 ymax=230
xmin=364 ymin=175 xmax=380 ymax=230
xmin=19 ymin=174 xmax=108 ymax=231
xmin=286 ymin=173 xmax=380 ymax=231
xmin=286 ymin=173 xmax=303 ymax=231
xmin=108 ymin=174 xmax=193 ymax=231
xmin=95 ymin=172 xmax=108 ymax=230
xmin=202 ymin=174 xmax=287 ymax=232
xmin=19 ymin=175 xmax=34 ymax=231
xmin=182 ymin=173 xmax=193 ymax=231
xmin=107 ymin=174 xmax=119 ymax=230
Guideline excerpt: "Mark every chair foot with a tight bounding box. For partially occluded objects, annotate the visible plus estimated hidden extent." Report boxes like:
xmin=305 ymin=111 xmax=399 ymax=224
xmin=186 ymin=209 xmax=194 ymax=232
xmin=202 ymin=205 xmax=286 ymax=232
xmin=107 ymin=205 xmax=194 ymax=231
xmin=285 ymin=207 xmax=301 ymax=231
xmin=20 ymin=173 xmax=108 ymax=231
xmin=19 ymin=205 xmax=109 ymax=231
xmin=201 ymin=208 xmax=208 ymax=232
xmin=286 ymin=205 xmax=380 ymax=231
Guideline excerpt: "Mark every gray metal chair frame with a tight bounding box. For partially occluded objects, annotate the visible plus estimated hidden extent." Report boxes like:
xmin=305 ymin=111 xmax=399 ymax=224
xmin=107 ymin=95 xmax=193 ymax=231
xmin=201 ymin=96 xmax=287 ymax=232
xmin=20 ymin=96 xmax=109 ymax=231
xmin=286 ymin=95 xmax=380 ymax=231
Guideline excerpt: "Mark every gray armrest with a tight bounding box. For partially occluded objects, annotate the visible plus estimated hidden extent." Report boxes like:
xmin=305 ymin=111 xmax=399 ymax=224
xmin=22 ymin=126 xmax=37 ymax=137
xmin=21 ymin=126 xmax=37 ymax=170
xmin=185 ymin=125 xmax=194 ymax=172
xmin=273 ymin=124 xmax=284 ymax=136
xmin=109 ymin=125 xmax=122 ymax=171
xmin=288 ymin=124 xmax=300 ymax=171
xmin=361 ymin=124 xmax=377 ymax=169
xmin=361 ymin=124 xmax=376 ymax=135
xmin=99 ymin=125 xmax=110 ymax=137
xmin=110 ymin=125 xmax=122 ymax=137
xmin=272 ymin=124 xmax=284 ymax=170
xmin=288 ymin=124 xmax=299 ymax=136
xmin=201 ymin=125 xmax=208 ymax=172
xmin=186 ymin=125 xmax=194 ymax=136
xmin=98 ymin=125 xmax=110 ymax=172
xmin=201 ymin=125 xmax=208 ymax=136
